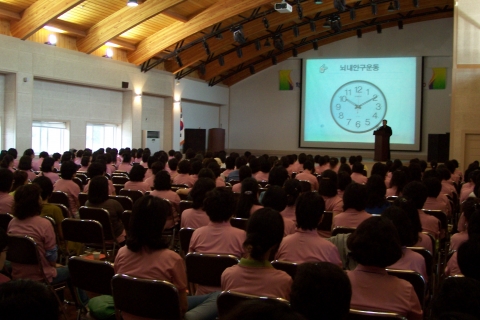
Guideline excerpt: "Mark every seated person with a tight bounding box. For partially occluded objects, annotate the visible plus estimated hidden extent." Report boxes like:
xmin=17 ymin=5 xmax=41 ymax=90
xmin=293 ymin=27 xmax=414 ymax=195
xmin=457 ymin=234 xmax=480 ymax=281
xmin=261 ymin=186 xmax=296 ymax=236
xmin=180 ymin=178 xmax=215 ymax=229
xmin=431 ymin=277 xmax=480 ymax=319
xmin=318 ymin=170 xmax=343 ymax=215
xmin=232 ymin=166 xmax=252 ymax=193
xmin=275 ymin=192 xmax=342 ymax=266
xmin=32 ymin=176 xmax=64 ymax=239
xmin=234 ymin=178 xmax=263 ymax=218
xmin=365 ymin=174 xmax=391 ymax=215
xmin=221 ymin=208 xmax=292 ymax=300
xmin=386 ymin=169 xmax=408 ymax=197
xmin=53 ymin=161 xmax=80 ymax=217
xmin=294 ymin=161 xmax=319 ymax=191
xmin=116 ymin=153 xmax=132 ymax=173
xmin=350 ymin=162 xmax=367 ymax=185
xmin=450 ymin=198 xmax=477 ymax=251
xmin=0 ymin=227 xmax=9 ymax=283
xmin=144 ymin=161 xmax=164 ymax=188
xmin=83 ymin=162 xmax=115 ymax=195
xmin=280 ymin=179 xmax=301 ymax=222
xmin=39 ymin=157 xmax=59 ymax=185
xmin=254 ymin=156 xmax=270 ymax=182
xmin=422 ymin=176 xmax=451 ymax=216
xmin=123 ymin=165 xmax=150 ymax=193
xmin=150 ymin=171 xmax=181 ymax=215
xmin=332 ymin=183 xmax=371 ymax=229
xmin=17 ymin=156 xmax=37 ymax=181
xmin=290 ymin=262 xmax=351 ymax=320
xmin=173 ymin=160 xmax=194 ymax=187
xmin=0 ymin=169 xmax=13 ymax=213
xmin=346 ymin=217 xmax=423 ymax=319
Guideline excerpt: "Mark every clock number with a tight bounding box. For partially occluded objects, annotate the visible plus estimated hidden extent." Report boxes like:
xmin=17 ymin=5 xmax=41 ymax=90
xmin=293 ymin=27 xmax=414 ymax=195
xmin=347 ymin=119 xmax=351 ymax=125
xmin=345 ymin=89 xmax=351 ymax=96
xmin=372 ymin=113 xmax=378 ymax=119
xmin=338 ymin=112 xmax=344 ymax=119
xmin=376 ymin=103 xmax=381 ymax=110
xmin=366 ymin=89 xmax=369 ymax=95
xmin=340 ymin=96 xmax=347 ymax=102
xmin=355 ymin=86 xmax=362 ymax=93
xmin=365 ymin=119 xmax=370 ymax=126
xmin=356 ymin=121 xmax=361 ymax=128
xmin=336 ymin=104 xmax=341 ymax=110
xmin=373 ymin=94 xmax=378 ymax=101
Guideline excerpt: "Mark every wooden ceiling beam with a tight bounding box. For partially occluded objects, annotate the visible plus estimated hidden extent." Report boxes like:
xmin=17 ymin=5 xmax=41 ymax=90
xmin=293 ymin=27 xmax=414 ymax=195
xmin=108 ymin=39 xmax=136 ymax=51
xmin=10 ymin=0 xmax=86 ymax=40
xmin=127 ymin=0 xmax=275 ymax=66
xmin=0 ymin=8 xmax=20 ymax=21
xmin=77 ymin=0 xmax=185 ymax=54
xmin=162 ymin=9 xmax=189 ymax=22
xmin=47 ymin=21 xmax=86 ymax=37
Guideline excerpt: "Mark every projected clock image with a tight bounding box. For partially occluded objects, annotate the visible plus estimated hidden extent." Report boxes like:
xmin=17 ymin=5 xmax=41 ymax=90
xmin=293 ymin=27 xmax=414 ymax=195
xmin=330 ymin=80 xmax=387 ymax=133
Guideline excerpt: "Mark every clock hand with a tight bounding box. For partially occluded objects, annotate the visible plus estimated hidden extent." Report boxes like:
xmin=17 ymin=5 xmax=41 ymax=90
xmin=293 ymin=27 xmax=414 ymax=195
xmin=358 ymin=97 xmax=375 ymax=107
xmin=346 ymin=99 xmax=360 ymax=108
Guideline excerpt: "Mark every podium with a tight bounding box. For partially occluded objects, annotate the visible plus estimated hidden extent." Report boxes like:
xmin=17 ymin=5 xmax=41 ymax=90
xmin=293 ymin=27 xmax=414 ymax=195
xmin=208 ymin=128 xmax=225 ymax=153
xmin=373 ymin=130 xmax=390 ymax=161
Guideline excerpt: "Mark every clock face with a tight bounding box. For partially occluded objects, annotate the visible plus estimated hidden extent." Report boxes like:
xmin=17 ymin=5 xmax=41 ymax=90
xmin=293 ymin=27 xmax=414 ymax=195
xmin=330 ymin=80 xmax=387 ymax=133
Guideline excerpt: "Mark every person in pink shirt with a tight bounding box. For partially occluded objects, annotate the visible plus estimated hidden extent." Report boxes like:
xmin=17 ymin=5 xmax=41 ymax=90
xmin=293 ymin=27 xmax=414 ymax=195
xmin=350 ymin=162 xmax=368 ymax=185
xmin=10 ymin=171 xmax=28 ymax=195
xmin=337 ymin=170 xmax=352 ymax=199
xmin=451 ymin=198 xmax=477 ymax=251
xmin=460 ymin=171 xmax=478 ymax=203
xmin=189 ymin=160 xmax=203 ymax=186
xmin=456 ymin=235 xmax=480 ymax=280
xmin=234 ymin=178 xmax=263 ymax=218
xmin=7 ymin=148 xmax=18 ymax=169
xmin=167 ymin=158 xmax=178 ymax=180
xmin=319 ymin=170 xmax=344 ymax=215
xmin=221 ymin=208 xmax=292 ymax=300
xmin=53 ymin=161 xmax=81 ymax=217
xmin=437 ymin=165 xmax=457 ymax=197
xmin=315 ymin=156 xmax=330 ymax=175
xmin=423 ymin=177 xmax=451 ymax=216
xmin=52 ymin=152 xmax=61 ymax=171
xmin=23 ymin=149 xmax=37 ymax=170
xmin=280 ymin=179 xmax=301 ymax=222
xmin=295 ymin=161 xmax=319 ymax=191
xmin=232 ymin=166 xmax=251 ymax=193
xmin=261 ymin=186 xmax=297 ymax=236
xmin=39 ymin=157 xmax=59 ymax=185
xmin=0 ymin=227 xmax=10 ymax=283
xmin=116 ymin=153 xmax=132 ymax=174
xmin=143 ymin=161 xmax=164 ymax=189
xmin=0 ymin=154 xmax=15 ymax=173
xmin=220 ymin=156 xmax=235 ymax=181
xmin=386 ymin=169 xmax=408 ymax=197
xmin=347 ymin=217 xmax=423 ymax=320
xmin=114 ymin=195 xmax=219 ymax=320
xmin=0 ymin=169 xmax=14 ymax=213
xmin=17 ymin=156 xmax=37 ymax=181
xmin=123 ymin=165 xmax=151 ymax=193
xmin=181 ymin=178 xmax=215 ymax=229
xmin=276 ymin=192 xmax=342 ymax=266
xmin=254 ymin=156 xmax=270 ymax=182
xmin=332 ymin=183 xmax=371 ymax=230
xmin=150 ymin=171 xmax=181 ymax=216
xmin=74 ymin=149 xmax=83 ymax=165
xmin=206 ymin=161 xmax=225 ymax=187
xmin=173 ymin=160 xmax=194 ymax=187
xmin=83 ymin=162 xmax=116 ymax=195
xmin=77 ymin=156 xmax=89 ymax=173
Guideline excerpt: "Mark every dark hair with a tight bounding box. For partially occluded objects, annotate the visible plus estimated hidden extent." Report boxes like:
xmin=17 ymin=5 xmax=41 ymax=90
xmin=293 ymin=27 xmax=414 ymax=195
xmin=87 ymin=176 xmax=109 ymax=204
xmin=338 ymin=163 xmax=352 ymax=175
xmin=60 ymin=161 xmax=77 ymax=180
xmin=467 ymin=210 xmax=480 ymax=237
xmin=190 ymin=160 xmax=203 ymax=175
xmin=462 ymin=198 xmax=478 ymax=224
xmin=0 ymin=169 xmax=13 ymax=193
xmin=0 ymin=155 xmax=13 ymax=169
xmin=225 ymin=157 xmax=235 ymax=170
xmin=371 ymin=162 xmax=387 ymax=178
xmin=402 ymin=181 xmax=428 ymax=209
xmin=224 ymin=299 xmax=304 ymax=320
xmin=352 ymin=162 xmax=364 ymax=174
xmin=235 ymin=156 xmax=247 ymax=169
xmin=235 ymin=178 xmax=260 ymax=218
xmin=365 ymin=174 xmax=388 ymax=208
xmin=343 ymin=183 xmax=367 ymax=211
xmin=204 ymin=188 xmax=235 ymax=222
xmin=0 ymin=227 xmax=6 ymax=253
xmin=17 ymin=156 xmax=32 ymax=171
xmin=87 ymin=161 xmax=106 ymax=178
xmin=295 ymin=192 xmax=325 ymax=230
xmin=122 ymin=153 xmax=132 ymax=163
xmin=150 ymin=162 xmax=165 ymax=176
xmin=268 ymin=166 xmax=289 ymax=187
xmin=80 ymin=156 xmax=90 ymax=167
xmin=284 ymin=179 xmax=301 ymax=206
xmin=10 ymin=171 xmax=28 ymax=193
xmin=262 ymin=185 xmax=287 ymax=212
xmin=153 ymin=171 xmax=171 ymax=191
xmin=40 ymin=157 xmax=54 ymax=173
xmin=198 ymin=168 xmax=216 ymax=181
xmin=190 ymin=178 xmax=216 ymax=209
xmin=0 ymin=279 xmax=59 ymax=319
xmin=238 ymin=165 xmax=252 ymax=181
xmin=393 ymin=197 xmax=422 ymax=237
xmin=347 ymin=216 xmax=402 ymax=267
xmin=458 ymin=235 xmax=480 ymax=281
xmin=23 ymin=149 xmax=34 ymax=157
xmin=291 ymin=262 xmax=351 ymax=320
xmin=32 ymin=176 xmax=54 ymax=201
xmin=168 ymin=158 xmax=178 ymax=171
xmin=303 ymin=160 xmax=314 ymax=172
xmin=348 ymin=155 xmax=356 ymax=166
xmin=206 ymin=161 xmax=221 ymax=178
xmin=177 ymin=160 xmax=191 ymax=174
xmin=7 ymin=148 xmax=17 ymax=159
xmin=389 ymin=170 xmax=408 ymax=195
xmin=381 ymin=206 xmax=416 ymax=246
xmin=259 ymin=156 xmax=271 ymax=173
xmin=423 ymin=177 xmax=442 ymax=198
xmin=431 ymin=277 xmax=480 ymax=319
xmin=126 ymin=195 xmax=170 ymax=252
xmin=128 ymin=165 xmax=145 ymax=182
xmin=13 ymin=184 xmax=42 ymax=220
xmin=244 ymin=208 xmax=284 ymax=260
xmin=337 ymin=171 xmax=352 ymax=192
xmin=318 ymin=170 xmax=338 ymax=197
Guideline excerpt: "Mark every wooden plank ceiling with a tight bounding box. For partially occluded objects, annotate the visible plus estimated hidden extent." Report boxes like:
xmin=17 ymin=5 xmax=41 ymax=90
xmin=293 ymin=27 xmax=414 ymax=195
xmin=0 ymin=0 xmax=453 ymax=86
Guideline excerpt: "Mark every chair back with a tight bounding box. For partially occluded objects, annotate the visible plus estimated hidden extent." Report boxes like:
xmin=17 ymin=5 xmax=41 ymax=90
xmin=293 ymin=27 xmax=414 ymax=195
xmin=61 ymin=218 xmax=106 ymax=253
xmin=75 ymin=173 xmax=88 ymax=185
xmin=0 ymin=213 xmax=13 ymax=231
xmin=332 ymin=226 xmax=356 ymax=236
xmin=386 ymin=196 xmax=398 ymax=203
xmin=78 ymin=206 xmax=115 ymax=242
xmin=230 ymin=217 xmax=248 ymax=231
xmin=72 ymin=177 xmax=84 ymax=192
xmin=111 ymin=274 xmax=181 ymax=320
xmin=179 ymin=200 xmax=193 ymax=214
xmin=119 ymin=189 xmax=144 ymax=204
xmin=7 ymin=234 xmax=42 ymax=266
xmin=112 ymin=176 xmax=129 ymax=185
xmin=258 ymin=181 xmax=269 ymax=188
xmin=271 ymin=260 xmax=298 ymax=279
xmin=386 ymin=269 xmax=426 ymax=310
xmin=49 ymin=191 xmax=70 ymax=209
xmin=171 ymin=184 xmax=190 ymax=191
xmin=68 ymin=256 xmax=114 ymax=295
xmin=422 ymin=209 xmax=447 ymax=231
xmin=348 ymin=309 xmax=407 ymax=319
xmin=185 ymin=253 xmax=239 ymax=287
xmin=179 ymin=228 xmax=195 ymax=256
xmin=109 ymin=195 xmax=133 ymax=211
xmin=51 ymin=203 xmax=70 ymax=219
xmin=121 ymin=210 xmax=132 ymax=235
xmin=217 ymin=290 xmax=289 ymax=319
xmin=297 ymin=180 xmax=311 ymax=192
xmin=407 ymin=247 xmax=433 ymax=283
xmin=317 ymin=211 xmax=333 ymax=231
xmin=78 ymin=192 xmax=88 ymax=206
xmin=113 ymin=184 xmax=124 ymax=195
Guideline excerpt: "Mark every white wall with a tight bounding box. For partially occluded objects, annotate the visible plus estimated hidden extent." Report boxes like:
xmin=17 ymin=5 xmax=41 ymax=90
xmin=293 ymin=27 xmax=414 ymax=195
xmin=182 ymin=101 xmax=220 ymax=146
xmin=0 ymin=74 xmax=4 ymax=150
xmin=229 ymin=18 xmax=454 ymax=159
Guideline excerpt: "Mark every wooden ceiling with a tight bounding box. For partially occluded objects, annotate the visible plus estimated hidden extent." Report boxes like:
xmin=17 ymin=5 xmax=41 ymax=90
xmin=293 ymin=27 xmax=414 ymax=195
xmin=0 ymin=0 xmax=453 ymax=86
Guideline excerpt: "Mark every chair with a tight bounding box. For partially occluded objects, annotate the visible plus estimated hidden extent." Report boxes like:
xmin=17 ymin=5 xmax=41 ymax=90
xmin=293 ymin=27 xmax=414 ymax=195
xmin=298 ymin=180 xmax=311 ymax=192
xmin=0 ymin=212 xmax=13 ymax=231
xmin=171 ymin=184 xmax=190 ymax=191
xmin=348 ymin=309 xmax=407 ymax=319
xmin=179 ymin=200 xmax=193 ymax=214
xmin=386 ymin=269 xmax=426 ymax=310
xmin=271 ymin=260 xmax=298 ymax=279
xmin=119 ymin=189 xmax=144 ymax=204
xmin=185 ymin=253 xmax=239 ymax=294
xmin=49 ymin=191 xmax=70 ymax=210
xmin=230 ymin=217 xmax=248 ymax=231
xmin=317 ymin=211 xmax=333 ymax=231
xmin=228 ymin=180 xmax=240 ymax=186
xmin=179 ymin=228 xmax=195 ymax=257
xmin=407 ymin=247 xmax=434 ymax=282
xmin=73 ymin=177 xmax=84 ymax=192
xmin=78 ymin=192 xmax=88 ymax=206
xmin=68 ymin=256 xmax=115 ymax=320
xmin=113 ymin=184 xmax=124 ymax=195
xmin=42 ymin=216 xmax=66 ymax=262
xmin=386 ymin=196 xmax=398 ymax=203
xmin=61 ymin=218 xmax=107 ymax=258
xmin=258 ymin=181 xmax=269 ymax=188
xmin=112 ymin=176 xmax=129 ymax=185
xmin=111 ymin=274 xmax=182 ymax=320
xmin=217 ymin=290 xmax=290 ymax=319
xmin=109 ymin=195 xmax=133 ymax=211
xmin=332 ymin=226 xmax=356 ymax=236
xmin=75 ymin=173 xmax=88 ymax=185
xmin=121 ymin=210 xmax=132 ymax=236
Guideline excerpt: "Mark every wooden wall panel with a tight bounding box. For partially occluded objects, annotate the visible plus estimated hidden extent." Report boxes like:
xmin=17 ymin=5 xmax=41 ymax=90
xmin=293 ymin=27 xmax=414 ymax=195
xmin=27 ymin=29 xmax=78 ymax=51
xmin=0 ymin=19 xmax=11 ymax=36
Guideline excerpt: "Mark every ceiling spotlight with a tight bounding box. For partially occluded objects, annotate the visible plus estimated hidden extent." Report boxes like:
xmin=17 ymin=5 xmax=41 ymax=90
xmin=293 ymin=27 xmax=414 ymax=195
xmin=202 ymin=39 xmax=210 ymax=55
xmin=376 ymin=24 xmax=382 ymax=33
xmin=272 ymin=56 xmax=277 ymax=65
xmin=236 ymin=46 xmax=243 ymax=58
xmin=175 ymin=55 xmax=183 ymax=67
xmin=103 ymin=47 xmax=113 ymax=58
xmin=371 ymin=3 xmax=378 ymax=15
xmin=331 ymin=16 xmax=342 ymax=33
xmin=45 ymin=34 xmax=57 ymax=46
xmin=394 ymin=0 xmax=400 ymax=10
xmin=249 ymin=65 xmax=255 ymax=74
xmin=313 ymin=41 xmax=318 ymax=50
xmin=293 ymin=48 xmax=298 ymax=57
xmin=218 ymin=55 xmax=225 ymax=66
xmin=398 ymin=20 xmax=404 ymax=29
xmin=350 ymin=8 xmax=356 ymax=20
xmin=357 ymin=29 xmax=362 ymax=38
xmin=255 ymin=39 xmax=261 ymax=51
xmin=175 ymin=79 xmax=180 ymax=86
xmin=232 ymin=26 xmax=246 ymax=44
xmin=263 ymin=17 xmax=269 ymax=29
xmin=264 ymin=38 xmax=271 ymax=47
xmin=274 ymin=34 xmax=284 ymax=51
xmin=215 ymin=33 xmax=223 ymax=39
xmin=127 ymin=0 xmax=138 ymax=7
xmin=314 ymin=0 xmax=323 ymax=3
xmin=310 ymin=21 xmax=316 ymax=32
xmin=387 ymin=2 xmax=395 ymax=11
xmin=413 ymin=0 xmax=419 ymax=7
xmin=293 ymin=25 xmax=299 ymax=37
xmin=198 ymin=63 xmax=206 ymax=75
xmin=323 ymin=18 xmax=331 ymax=28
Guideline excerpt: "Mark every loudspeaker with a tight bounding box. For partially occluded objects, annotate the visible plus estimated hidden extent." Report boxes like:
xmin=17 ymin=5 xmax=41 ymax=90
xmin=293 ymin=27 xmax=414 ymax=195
xmin=428 ymin=133 xmax=450 ymax=163
xmin=121 ymin=81 xmax=129 ymax=89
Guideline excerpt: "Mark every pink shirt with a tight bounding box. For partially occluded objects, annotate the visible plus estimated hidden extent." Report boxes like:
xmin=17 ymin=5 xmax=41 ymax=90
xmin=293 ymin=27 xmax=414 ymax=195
xmin=460 ymin=182 xmax=474 ymax=202
xmin=117 ymin=163 xmax=132 ymax=173
xmin=53 ymin=161 xmax=60 ymax=171
xmin=84 ymin=179 xmax=116 ymax=195
xmin=53 ymin=179 xmax=80 ymax=216
xmin=232 ymin=183 xmax=241 ymax=193
xmin=221 ymin=260 xmax=292 ymax=300
xmin=0 ymin=192 xmax=14 ymax=213
xmin=445 ymin=252 xmax=461 ymax=276
xmin=250 ymin=204 xmax=263 ymax=215
xmin=41 ymin=172 xmax=60 ymax=185
xmin=8 ymin=216 xmax=57 ymax=282
xmin=332 ymin=208 xmax=371 ymax=229
xmin=172 ymin=174 xmax=194 ymax=187
xmin=418 ymin=210 xmax=440 ymax=238
xmin=347 ymin=265 xmax=423 ymax=320
xmin=415 ymin=233 xmax=433 ymax=254
xmin=295 ymin=171 xmax=319 ymax=191
xmin=386 ymin=187 xmax=398 ymax=197
xmin=423 ymin=197 xmax=450 ymax=216
xmin=275 ymin=229 xmax=342 ymax=265
xmin=32 ymin=158 xmax=42 ymax=171
xmin=280 ymin=205 xmax=296 ymax=222
xmin=450 ymin=232 xmax=468 ymax=251
xmin=322 ymin=195 xmax=343 ymax=214
xmin=181 ymin=208 xmax=209 ymax=229
xmin=351 ymin=173 xmax=368 ymax=185
xmin=316 ymin=164 xmax=329 ymax=175
xmin=388 ymin=247 xmax=428 ymax=281
xmin=20 ymin=170 xmax=37 ymax=181
xmin=123 ymin=181 xmax=151 ymax=193
xmin=441 ymin=180 xmax=456 ymax=197
xmin=254 ymin=172 xmax=269 ymax=182
xmin=283 ymin=218 xmax=296 ymax=237
xmin=215 ymin=177 xmax=226 ymax=187
xmin=106 ymin=164 xmax=115 ymax=176
xmin=150 ymin=190 xmax=181 ymax=214
xmin=144 ymin=176 xmax=154 ymax=188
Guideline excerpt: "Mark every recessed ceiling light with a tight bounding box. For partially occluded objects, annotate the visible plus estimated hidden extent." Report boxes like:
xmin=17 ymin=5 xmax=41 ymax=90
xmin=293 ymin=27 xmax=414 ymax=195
xmin=127 ymin=0 xmax=138 ymax=7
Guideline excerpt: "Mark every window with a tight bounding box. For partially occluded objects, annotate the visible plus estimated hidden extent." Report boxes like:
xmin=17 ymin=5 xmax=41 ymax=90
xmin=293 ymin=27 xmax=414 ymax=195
xmin=32 ymin=121 xmax=69 ymax=154
xmin=86 ymin=123 xmax=120 ymax=151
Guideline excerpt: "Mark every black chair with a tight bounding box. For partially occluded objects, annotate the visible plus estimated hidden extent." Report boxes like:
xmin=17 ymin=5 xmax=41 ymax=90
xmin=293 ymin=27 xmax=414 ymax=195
xmin=0 ymin=212 xmax=13 ymax=231
xmin=121 ymin=210 xmax=132 ymax=236
xmin=108 ymin=195 xmax=133 ymax=211
xmin=271 ymin=260 xmax=298 ymax=279
xmin=348 ymin=309 xmax=407 ymax=319
xmin=119 ymin=189 xmax=144 ymax=204
xmin=49 ymin=191 xmax=70 ymax=211
xmin=111 ymin=274 xmax=182 ymax=320
xmin=332 ymin=226 xmax=356 ymax=236
xmin=112 ymin=176 xmax=129 ymax=185
xmin=179 ymin=227 xmax=195 ymax=257
xmin=113 ymin=184 xmax=124 ymax=195
xmin=217 ymin=290 xmax=289 ymax=319
xmin=179 ymin=200 xmax=193 ymax=214
xmin=297 ymin=180 xmax=311 ymax=192
xmin=61 ymin=218 xmax=108 ymax=259
xmin=230 ymin=217 xmax=248 ymax=231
